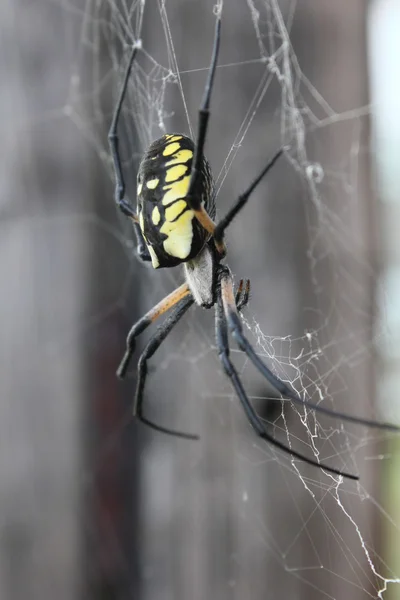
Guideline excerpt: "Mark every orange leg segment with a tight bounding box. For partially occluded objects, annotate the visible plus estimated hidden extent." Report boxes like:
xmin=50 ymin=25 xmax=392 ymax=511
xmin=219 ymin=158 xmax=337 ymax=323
xmin=117 ymin=283 xmax=191 ymax=378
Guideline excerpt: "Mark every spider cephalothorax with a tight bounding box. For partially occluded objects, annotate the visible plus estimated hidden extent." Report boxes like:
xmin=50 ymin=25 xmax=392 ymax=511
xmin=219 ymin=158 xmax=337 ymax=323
xmin=108 ymin=11 xmax=398 ymax=480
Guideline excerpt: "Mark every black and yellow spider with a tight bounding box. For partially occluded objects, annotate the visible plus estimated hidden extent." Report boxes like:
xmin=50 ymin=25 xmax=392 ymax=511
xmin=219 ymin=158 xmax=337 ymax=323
xmin=108 ymin=14 xmax=398 ymax=479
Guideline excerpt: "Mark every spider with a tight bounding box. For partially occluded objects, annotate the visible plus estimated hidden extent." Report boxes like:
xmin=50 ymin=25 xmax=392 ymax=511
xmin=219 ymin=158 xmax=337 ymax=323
xmin=108 ymin=13 xmax=398 ymax=480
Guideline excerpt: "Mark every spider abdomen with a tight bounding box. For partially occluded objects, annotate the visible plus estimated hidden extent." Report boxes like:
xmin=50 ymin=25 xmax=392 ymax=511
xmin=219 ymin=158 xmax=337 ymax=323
xmin=137 ymin=134 xmax=215 ymax=269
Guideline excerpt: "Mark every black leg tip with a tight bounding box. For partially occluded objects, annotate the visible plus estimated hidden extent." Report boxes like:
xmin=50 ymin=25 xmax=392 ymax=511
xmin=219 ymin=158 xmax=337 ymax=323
xmin=139 ymin=417 xmax=200 ymax=441
xmin=116 ymin=360 xmax=128 ymax=379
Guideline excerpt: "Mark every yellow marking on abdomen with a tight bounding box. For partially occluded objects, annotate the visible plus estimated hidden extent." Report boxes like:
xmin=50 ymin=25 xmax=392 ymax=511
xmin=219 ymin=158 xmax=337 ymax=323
xmin=170 ymin=135 xmax=182 ymax=141
xmin=152 ymin=206 xmax=161 ymax=225
xmin=166 ymin=149 xmax=193 ymax=166
xmin=137 ymin=182 xmax=143 ymax=195
xmin=165 ymin=200 xmax=187 ymax=222
xmin=139 ymin=210 xmax=145 ymax=233
xmin=139 ymin=208 xmax=160 ymax=268
xmin=165 ymin=164 xmax=187 ymax=183
xmin=160 ymin=209 xmax=194 ymax=259
xmin=146 ymin=178 xmax=159 ymax=189
xmin=148 ymin=245 xmax=160 ymax=269
xmin=163 ymin=142 xmax=180 ymax=156
xmin=139 ymin=210 xmax=150 ymax=245
xmin=162 ymin=175 xmax=191 ymax=206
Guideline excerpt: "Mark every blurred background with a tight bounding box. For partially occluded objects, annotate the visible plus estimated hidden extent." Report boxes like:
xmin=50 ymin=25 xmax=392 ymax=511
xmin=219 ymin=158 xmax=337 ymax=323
xmin=1 ymin=0 xmax=400 ymax=599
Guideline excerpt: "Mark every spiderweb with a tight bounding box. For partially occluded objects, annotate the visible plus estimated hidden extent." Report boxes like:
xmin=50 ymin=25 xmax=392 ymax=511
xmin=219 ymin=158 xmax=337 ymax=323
xmin=8 ymin=0 xmax=400 ymax=598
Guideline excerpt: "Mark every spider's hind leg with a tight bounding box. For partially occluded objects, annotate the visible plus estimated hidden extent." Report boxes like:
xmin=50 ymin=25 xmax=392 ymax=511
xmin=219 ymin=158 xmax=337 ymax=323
xmin=219 ymin=271 xmax=399 ymax=433
xmin=215 ymin=284 xmax=358 ymax=480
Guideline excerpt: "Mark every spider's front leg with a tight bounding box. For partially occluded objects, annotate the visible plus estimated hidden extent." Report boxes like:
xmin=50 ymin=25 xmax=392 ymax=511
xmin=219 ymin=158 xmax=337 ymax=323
xmin=213 ymin=148 xmax=284 ymax=248
xmin=188 ymin=146 xmax=284 ymax=260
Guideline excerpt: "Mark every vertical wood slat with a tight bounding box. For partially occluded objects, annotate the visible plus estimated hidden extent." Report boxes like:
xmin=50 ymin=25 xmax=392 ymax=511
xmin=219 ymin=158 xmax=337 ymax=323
xmin=0 ymin=1 xmax=89 ymax=599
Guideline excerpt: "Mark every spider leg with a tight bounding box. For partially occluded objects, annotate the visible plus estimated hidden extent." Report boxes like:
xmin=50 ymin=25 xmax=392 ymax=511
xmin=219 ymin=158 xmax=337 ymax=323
xmin=134 ymin=295 xmax=197 ymax=440
xmin=219 ymin=271 xmax=399 ymax=432
xmin=182 ymin=12 xmax=226 ymax=256
xmin=182 ymin=10 xmax=284 ymax=257
xmin=215 ymin=289 xmax=358 ymax=480
xmin=117 ymin=283 xmax=190 ymax=378
xmin=213 ymin=148 xmax=284 ymax=246
xmin=108 ymin=41 xmax=152 ymax=262
xmin=236 ymin=279 xmax=251 ymax=312
xmin=108 ymin=42 xmax=140 ymax=222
